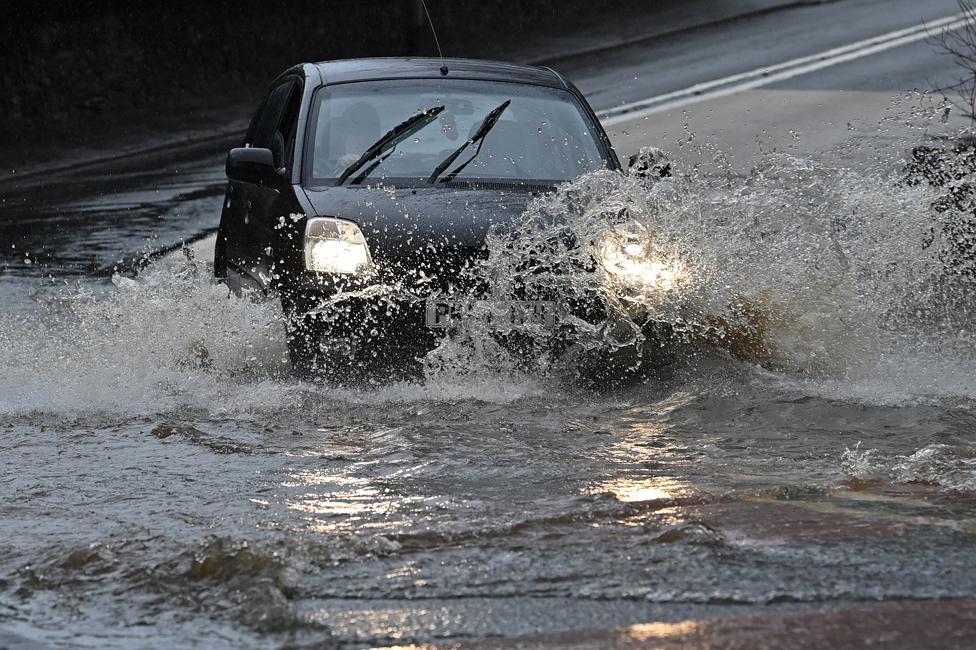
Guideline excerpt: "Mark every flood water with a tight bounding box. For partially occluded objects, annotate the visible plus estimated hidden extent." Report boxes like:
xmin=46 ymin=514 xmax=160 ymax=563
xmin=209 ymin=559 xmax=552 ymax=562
xmin=2 ymin=117 xmax=976 ymax=648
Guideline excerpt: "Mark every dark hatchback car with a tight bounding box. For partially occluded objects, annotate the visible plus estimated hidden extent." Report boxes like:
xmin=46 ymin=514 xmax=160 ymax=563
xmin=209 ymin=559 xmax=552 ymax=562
xmin=214 ymin=57 xmax=626 ymax=379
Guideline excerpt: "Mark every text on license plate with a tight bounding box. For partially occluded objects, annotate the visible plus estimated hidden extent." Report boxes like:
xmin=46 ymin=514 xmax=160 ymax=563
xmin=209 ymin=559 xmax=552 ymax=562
xmin=425 ymin=300 xmax=557 ymax=329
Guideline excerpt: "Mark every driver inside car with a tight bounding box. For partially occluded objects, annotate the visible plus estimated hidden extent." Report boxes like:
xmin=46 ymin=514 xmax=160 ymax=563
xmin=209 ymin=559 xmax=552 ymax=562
xmin=334 ymin=102 xmax=382 ymax=168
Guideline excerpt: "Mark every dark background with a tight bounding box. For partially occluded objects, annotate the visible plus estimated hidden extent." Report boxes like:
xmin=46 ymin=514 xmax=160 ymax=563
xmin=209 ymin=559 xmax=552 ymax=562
xmin=0 ymin=0 xmax=642 ymax=144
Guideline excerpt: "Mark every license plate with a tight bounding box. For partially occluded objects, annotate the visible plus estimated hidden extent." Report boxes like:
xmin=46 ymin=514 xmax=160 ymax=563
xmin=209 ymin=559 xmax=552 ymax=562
xmin=425 ymin=300 xmax=557 ymax=330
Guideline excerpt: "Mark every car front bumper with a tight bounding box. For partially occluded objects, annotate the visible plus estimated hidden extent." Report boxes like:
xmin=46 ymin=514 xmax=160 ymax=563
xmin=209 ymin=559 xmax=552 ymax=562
xmin=279 ymin=270 xmax=677 ymax=369
xmin=289 ymin=299 xmax=589 ymax=367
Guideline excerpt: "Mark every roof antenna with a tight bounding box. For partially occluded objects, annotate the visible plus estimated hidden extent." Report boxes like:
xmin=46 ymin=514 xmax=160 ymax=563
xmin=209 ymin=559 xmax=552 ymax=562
xmin=419 ymin=0 xmax=448 ymax=75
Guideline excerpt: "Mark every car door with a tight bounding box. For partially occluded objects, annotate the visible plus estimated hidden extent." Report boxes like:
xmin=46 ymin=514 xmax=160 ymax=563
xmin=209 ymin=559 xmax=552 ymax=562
xmin=220 ymin=78 xmax=302 ymax=287
xmin=247 ymin=78 xmax=305 ymax=289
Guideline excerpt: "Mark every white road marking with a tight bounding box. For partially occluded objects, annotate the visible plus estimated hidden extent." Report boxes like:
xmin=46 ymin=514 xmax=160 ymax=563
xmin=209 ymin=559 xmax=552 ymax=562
xmin=599 ymin=12 xmax=971 ymax=125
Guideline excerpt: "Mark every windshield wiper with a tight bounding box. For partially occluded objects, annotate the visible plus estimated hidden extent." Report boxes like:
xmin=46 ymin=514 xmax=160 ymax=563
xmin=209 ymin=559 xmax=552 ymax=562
xmin=427 ymin=100 xmax=510 ymax=184
xmin=336 ymin=105 xmax=445 ymax=185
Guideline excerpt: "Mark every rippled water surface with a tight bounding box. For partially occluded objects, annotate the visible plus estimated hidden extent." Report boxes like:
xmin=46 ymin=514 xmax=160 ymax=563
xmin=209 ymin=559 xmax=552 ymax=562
xmin=2 ymin=127 xmax=976 ymax=648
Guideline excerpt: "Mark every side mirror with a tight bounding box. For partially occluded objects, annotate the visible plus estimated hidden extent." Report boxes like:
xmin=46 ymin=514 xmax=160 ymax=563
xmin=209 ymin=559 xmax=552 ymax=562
xmin=226 ymin=147 xmax=280 ymax=185
xmin=628 ymin=146 xmax=672 ymax=181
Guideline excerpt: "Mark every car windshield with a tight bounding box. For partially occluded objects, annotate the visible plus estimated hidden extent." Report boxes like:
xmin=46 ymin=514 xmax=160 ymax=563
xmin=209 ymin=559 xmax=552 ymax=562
xmin=305 ymin=79 xmax=607 ymax=186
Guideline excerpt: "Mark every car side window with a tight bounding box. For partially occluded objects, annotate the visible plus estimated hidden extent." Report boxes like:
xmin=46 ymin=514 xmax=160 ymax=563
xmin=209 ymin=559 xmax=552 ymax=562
xmin=277 ymin=83 xmax=303 ymax=171
xmin=249 ymin=80 xmax=297 ymax=169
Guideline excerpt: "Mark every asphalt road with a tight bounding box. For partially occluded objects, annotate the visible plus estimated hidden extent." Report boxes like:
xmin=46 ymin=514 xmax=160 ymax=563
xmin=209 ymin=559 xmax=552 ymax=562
xmin=583 ymin=0 xmax=966 ymax=167
xmin=574 ymin=0 xmax=961 ymax=106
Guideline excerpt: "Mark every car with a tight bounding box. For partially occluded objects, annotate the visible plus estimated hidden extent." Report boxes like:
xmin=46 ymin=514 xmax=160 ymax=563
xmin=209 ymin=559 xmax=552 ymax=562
xmin=214 ymin=57 xmax=673 ymax=381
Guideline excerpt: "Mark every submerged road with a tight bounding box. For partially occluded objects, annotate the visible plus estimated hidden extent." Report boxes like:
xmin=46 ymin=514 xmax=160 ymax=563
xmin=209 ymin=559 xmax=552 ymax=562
xmin=2 ymin=1 xmax=976 ymax=648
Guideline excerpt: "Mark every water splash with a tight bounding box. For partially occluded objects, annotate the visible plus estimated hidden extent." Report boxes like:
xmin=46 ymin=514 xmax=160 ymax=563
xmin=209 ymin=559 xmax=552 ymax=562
xmin=0 ymin=254 xmax=292 ymax=417
xmin=843 ymin=443 xmax=976 ymax=492
xmin=463 ymin=150 xmax=974 ymax=386
xmin=0 ymin=252 xmax=546 ymax=417
xmin=2 ymin=143 xmax=976 ymax=415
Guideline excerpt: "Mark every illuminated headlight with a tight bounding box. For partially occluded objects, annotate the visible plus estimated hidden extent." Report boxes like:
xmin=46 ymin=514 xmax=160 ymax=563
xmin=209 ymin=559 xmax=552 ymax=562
xmin=304 ymin=217 xmax=372 ymax=274
xmin=599 ymin=233 xmax=682 ymax=290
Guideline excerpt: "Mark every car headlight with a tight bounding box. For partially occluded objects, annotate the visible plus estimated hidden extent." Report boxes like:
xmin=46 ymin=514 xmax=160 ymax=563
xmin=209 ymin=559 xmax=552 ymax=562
xmin=599 ymin=233 xmax=681 ymax=290
xmin=304 ymin=217 xmax=373 ymax=274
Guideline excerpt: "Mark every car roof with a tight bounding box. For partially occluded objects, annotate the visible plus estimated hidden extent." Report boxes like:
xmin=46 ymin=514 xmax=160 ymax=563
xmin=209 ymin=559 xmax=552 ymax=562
xmin=305 ymin=58 xmax=569 ymax=90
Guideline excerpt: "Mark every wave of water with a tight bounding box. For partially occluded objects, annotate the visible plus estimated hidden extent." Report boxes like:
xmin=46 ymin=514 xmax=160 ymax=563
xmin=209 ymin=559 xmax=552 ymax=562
xmin=1 ymin=147 xmax=974 ymax=418
xmin=0 ymin=254 xmax=547 ymax=418
xmin=444 ymin=147 xmax=976 ymax=403
xmin=0 ymin=254 xmax=292 ymax=417
xmin=843 ymin=443 xmax=976 ymax=491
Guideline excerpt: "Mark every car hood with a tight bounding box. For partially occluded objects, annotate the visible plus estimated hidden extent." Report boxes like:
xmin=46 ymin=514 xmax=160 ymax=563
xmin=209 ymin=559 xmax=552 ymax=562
xmin=302 ymin=185 xmax=544 ymax=259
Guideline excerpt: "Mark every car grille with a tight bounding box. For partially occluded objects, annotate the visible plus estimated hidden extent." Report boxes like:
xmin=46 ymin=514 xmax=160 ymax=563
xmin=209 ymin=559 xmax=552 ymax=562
xmin=379 ymin=245 xmax=491 ymax=296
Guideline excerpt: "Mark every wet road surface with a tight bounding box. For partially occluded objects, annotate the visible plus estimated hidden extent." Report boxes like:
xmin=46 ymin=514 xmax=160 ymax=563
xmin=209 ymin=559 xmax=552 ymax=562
xmin=2 ymin=1 xmax=976 ymax=648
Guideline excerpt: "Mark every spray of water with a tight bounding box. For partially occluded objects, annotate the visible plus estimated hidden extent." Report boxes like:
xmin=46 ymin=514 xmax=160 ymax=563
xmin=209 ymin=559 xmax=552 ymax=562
xmin=440 ymin=149 xmax=974 ymax=393
xmin=843 ymin=443 xmax=976 ymax=492
xmin=0 ymin=254 xmax=292 ymax=417
xmin=1 ymin=140 xmax=975 ymax=417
